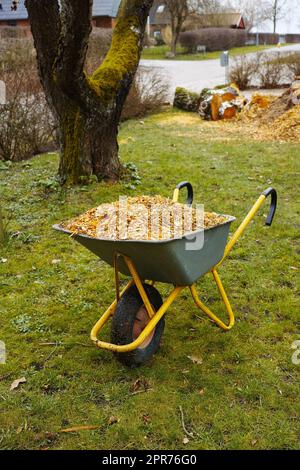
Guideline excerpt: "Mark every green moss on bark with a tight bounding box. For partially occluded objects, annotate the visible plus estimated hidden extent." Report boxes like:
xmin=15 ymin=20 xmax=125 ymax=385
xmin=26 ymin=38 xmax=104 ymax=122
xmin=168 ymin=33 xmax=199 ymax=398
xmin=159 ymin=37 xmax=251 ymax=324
xmin=60 ymin=104 xmax=85 ymax=184
xmin=87 ymin=16 xmax=140 ymax=101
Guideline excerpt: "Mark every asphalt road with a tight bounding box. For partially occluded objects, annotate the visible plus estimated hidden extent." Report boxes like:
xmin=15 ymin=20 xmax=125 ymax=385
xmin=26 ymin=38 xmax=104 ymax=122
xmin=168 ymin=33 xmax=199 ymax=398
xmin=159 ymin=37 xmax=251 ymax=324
xmin=140 ymin=43 xmax=300 ymax=99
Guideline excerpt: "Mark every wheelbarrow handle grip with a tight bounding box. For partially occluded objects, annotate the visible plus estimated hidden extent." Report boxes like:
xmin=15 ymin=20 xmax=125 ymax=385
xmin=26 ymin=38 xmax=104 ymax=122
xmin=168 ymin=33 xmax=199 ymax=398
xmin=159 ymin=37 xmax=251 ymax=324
xmin=173 ymin=181 xmax=194 ymax=206
xmin=262 ymin=187 xmax=277 ymax=226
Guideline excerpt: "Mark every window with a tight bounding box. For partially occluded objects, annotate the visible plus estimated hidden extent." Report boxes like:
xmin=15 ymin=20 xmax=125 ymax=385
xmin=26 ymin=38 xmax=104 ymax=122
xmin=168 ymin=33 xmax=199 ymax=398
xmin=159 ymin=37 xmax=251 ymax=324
xmin=157 ymin=5 xmax=165 ymax=13
xmin=7 ymin=20 xmax=17 ymax=27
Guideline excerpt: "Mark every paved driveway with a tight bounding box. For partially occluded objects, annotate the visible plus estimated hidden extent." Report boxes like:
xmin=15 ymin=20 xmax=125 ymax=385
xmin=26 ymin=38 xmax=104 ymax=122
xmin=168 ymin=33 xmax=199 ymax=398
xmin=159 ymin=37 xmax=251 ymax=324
xmin=140 ymin=44 xmax=300 ymax=99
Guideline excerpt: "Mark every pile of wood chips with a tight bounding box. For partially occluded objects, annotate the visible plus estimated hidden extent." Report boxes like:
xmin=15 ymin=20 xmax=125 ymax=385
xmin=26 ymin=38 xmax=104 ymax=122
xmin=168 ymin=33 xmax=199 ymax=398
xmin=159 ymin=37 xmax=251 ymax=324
xmin=63 ymin=196 xmax=228 ymax=241
xmin=238 ymin=94 xmax=276 ymax=121
xmin=268 ymin=105 xmax=300 ymax=141
xmin=236 ymin=83 xmax=300 ymax=141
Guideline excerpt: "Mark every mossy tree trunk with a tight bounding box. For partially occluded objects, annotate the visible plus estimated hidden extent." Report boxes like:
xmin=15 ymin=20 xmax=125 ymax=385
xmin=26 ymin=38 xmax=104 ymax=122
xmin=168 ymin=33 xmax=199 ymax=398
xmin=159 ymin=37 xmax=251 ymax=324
xmin=25 ymin=0 xmax=154 ymax=184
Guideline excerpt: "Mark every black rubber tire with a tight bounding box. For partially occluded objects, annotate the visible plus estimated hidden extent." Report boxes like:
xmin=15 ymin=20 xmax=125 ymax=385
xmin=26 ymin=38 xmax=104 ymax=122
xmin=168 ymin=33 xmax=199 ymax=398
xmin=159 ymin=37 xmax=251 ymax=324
xmin=111 ymin=284 xmax=164 ymax=367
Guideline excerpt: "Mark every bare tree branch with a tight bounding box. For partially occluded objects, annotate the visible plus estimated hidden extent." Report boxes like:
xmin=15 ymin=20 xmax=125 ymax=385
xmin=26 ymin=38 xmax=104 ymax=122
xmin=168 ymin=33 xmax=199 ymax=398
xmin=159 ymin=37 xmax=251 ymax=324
xmin=267 ymin=0 xmax=289 ymax=33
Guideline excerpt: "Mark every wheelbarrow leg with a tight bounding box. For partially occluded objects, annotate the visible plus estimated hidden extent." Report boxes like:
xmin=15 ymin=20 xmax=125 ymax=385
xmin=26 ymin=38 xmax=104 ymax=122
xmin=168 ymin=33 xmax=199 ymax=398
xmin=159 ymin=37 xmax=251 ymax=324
xmin=90 ymin=279 xmax=134 ymax=343
xmin=193 ymin=187 xmax=277 ymax=330
xmin=90 ymin=253 xmax=184 ymax=353
xmin=190 ymin=269 xmax=235 ymax=331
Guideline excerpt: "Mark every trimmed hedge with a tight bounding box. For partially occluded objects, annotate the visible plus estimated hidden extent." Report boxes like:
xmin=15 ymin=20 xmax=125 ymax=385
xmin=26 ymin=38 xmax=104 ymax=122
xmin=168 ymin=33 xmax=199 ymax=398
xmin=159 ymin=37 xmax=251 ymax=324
xmin=179 ymin=28 xmax=247 ymax=53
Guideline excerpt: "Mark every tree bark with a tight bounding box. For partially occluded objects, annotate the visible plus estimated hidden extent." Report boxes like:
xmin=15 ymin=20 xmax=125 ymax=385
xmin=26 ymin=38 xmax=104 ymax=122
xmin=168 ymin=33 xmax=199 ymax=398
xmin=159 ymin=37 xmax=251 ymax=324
xmin=58 ymin=101 xmax=121 ymax=182
xmin=170 ymin=27 xmax=178 ymax=55
xmin=166 ymin=1 xmax=189 ymax=57
xmin=25 ymin=0 xmax=153 ymax=185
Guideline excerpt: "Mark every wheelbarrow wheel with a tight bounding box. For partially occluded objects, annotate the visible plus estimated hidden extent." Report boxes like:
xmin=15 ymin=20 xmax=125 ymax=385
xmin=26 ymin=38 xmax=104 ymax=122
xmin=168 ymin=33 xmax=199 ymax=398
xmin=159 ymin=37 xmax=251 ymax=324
xmin=111 ymin=284 xmax=164 ymax=367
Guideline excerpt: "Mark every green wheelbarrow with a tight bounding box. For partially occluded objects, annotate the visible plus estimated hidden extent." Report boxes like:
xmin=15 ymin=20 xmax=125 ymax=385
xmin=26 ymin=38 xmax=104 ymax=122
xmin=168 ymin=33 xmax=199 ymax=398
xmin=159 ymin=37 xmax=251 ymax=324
xmin=54 ymin=182 xmax=277 ymax=367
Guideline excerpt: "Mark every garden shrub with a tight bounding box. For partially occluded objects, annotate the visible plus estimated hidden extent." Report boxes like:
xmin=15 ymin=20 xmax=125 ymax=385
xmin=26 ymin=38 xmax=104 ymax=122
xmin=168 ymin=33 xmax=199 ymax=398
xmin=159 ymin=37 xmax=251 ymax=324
xmin=179 ymin=28 xmax=247 ymax=53
xmin=276 ymin=52 xmax=300 ymax=80
xmin=247 ymin=33 xmax=279 ymax=45
xmin=179 ymin=31 xmax=204 ymax=54
xmin=230 ymin=52 xmax=294 ymax=90
xmin=0 ymin=41 xmax=56 ymax=161
xmin=122 ymin=67 xmax=169 ymax=120
xmin=0 ymin=72 xmax=56 ymax=161
xmin=256 ymin=52 xmax=290 ymax=89
xmin=230 ymin=56 xmax=258 ymax=90
xmin=173 ymin=87 xmax=200 ymax=112
xmin=0 ymin=26 xmax=31 ymax=39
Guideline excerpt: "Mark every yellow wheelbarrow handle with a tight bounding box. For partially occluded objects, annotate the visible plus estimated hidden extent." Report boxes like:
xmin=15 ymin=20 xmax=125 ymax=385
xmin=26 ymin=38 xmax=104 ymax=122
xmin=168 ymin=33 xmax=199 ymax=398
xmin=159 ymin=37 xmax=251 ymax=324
xmin=219 ymin=187 xmax=277 ymax=264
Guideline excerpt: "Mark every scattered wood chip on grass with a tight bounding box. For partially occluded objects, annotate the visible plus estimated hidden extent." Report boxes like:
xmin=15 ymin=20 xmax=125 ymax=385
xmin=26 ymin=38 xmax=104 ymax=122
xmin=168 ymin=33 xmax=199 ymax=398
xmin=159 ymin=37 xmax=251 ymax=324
xmin=187 ymin=355 xmax=203 ymax=365
xmin=10 ymin=377 xmax=26 ymax=391
xmin=51 ymin=259 xmax=61 ymax=265
xmin=108 ymin=416 xmax=119 ymax=426
xmin=59 ymin=425 xmax=99 ymax=433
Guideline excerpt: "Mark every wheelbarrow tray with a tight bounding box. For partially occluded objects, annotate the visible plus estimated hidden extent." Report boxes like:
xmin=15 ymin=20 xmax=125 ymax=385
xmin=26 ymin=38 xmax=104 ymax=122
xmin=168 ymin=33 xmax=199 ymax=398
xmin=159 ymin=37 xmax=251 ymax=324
xmin=53 ymin=215 xmax=235 ymax=285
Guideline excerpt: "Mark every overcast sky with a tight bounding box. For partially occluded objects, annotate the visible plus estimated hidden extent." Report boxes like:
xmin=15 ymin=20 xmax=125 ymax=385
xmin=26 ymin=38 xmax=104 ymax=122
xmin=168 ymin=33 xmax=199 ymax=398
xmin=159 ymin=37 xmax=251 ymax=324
xmin=225 ymin=0 xmax=300 ymax=34
xmin=260 ymin=0 xmax=300 ymax=34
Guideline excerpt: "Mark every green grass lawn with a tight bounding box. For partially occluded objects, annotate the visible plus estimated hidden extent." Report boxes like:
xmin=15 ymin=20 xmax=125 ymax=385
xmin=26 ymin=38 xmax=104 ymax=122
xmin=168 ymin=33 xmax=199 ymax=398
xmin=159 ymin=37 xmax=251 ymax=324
xmin=141 ymin=44 xmax=277 ymax=61
xmin=0 ymin=110 xmax=299 ymax=450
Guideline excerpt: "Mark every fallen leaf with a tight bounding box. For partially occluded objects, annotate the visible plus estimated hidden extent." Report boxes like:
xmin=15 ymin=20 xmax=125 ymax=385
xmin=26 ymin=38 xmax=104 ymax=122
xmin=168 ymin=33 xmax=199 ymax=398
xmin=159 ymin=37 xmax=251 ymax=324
xmin=199 ymin=388 xmax=205 ymax=396
xmin=130 ymin=378 xmax=150 ymax=393
xmin=183 ymin=437 xmax=190 ymax=445
xmin=141 ymin=414 xmax=151 ymax=424
xmin=59 ymin=425 xmax=99 ymax=433
xmin=51 ymin=259 xmax=61 ymax=265
xmin=187 ymin=355 xmax=203 ymax=365
xmin=251 ymin=439 xmax=257 ymax=446
xmin=131 ymin=379 xmax=142 ymax=392
xmin=1 ymin=258 xmax=7 ymax=263
xmin=108 ymin=416 xmax=119 ymax=425
xmin=10 ymin=377 xmax=26 ymax=391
